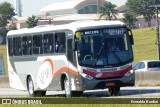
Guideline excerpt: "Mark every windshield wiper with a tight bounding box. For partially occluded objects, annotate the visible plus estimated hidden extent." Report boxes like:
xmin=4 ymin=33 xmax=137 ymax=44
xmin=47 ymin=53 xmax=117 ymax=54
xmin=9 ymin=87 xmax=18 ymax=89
xmin=92 ymin=42 xmax=104 ymax=67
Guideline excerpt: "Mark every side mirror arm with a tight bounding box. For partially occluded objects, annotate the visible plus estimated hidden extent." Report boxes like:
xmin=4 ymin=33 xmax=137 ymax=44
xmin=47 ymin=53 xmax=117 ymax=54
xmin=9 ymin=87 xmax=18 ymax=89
xmin=128 ymin=29 xmax=134 ymax=45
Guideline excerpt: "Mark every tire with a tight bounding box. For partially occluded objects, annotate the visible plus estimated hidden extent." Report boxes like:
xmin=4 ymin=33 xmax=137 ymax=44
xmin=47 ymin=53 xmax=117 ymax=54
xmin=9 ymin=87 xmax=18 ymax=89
xmin=35 ymin=91 xmax=46 ymax=96
xmin=64 ymin=77 xmax=72 ymax=97
xmin=27 ymin=77 xmax=46 ymax=96
xmin=108 ymin=87 xmax=120 ymax=96
xmin=40 ymin=91 xmax=46 ymax=96
xmin=64 ymin=77 xmax=83 ymax=97
xmin=27 ymin=76 xmax=35 ymax=96
xmin=72 ymin=91 xmax=83 ymax=97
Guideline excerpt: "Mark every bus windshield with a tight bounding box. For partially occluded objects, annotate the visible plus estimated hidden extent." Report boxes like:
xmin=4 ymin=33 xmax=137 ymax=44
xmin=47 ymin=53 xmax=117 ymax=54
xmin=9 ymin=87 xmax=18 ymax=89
xmin=76 ymin=28 xmax=133 ymax=68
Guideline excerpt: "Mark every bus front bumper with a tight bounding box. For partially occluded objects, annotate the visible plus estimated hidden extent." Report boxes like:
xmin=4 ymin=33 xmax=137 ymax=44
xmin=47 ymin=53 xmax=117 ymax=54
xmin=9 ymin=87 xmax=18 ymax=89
xmin=81 ymin=73 xmax=135 ymax=90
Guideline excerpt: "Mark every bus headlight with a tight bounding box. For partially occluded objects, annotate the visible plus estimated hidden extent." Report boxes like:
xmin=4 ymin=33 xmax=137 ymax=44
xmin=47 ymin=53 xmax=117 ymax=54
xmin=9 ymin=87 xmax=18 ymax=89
xmin=81 ymin=73 xmax=93 ymax=80
xmin=125 ymin=69 xmax=134 ymax=76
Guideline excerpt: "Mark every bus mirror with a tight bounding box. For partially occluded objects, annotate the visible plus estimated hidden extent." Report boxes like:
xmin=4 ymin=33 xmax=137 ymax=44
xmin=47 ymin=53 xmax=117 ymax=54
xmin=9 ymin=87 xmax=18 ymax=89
xmin=128 ymin=29 xmax=134 ymax=45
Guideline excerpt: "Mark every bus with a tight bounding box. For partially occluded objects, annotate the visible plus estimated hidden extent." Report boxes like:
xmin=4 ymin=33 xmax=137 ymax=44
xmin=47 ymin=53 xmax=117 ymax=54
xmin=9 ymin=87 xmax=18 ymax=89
xmin=6 ymin=20 xmax=135 ymax=97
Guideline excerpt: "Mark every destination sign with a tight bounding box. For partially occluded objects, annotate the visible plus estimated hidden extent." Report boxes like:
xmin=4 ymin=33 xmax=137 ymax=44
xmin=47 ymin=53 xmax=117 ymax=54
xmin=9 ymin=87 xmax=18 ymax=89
xmin=81 ymin=30 xmax=100 ymax=36
xmin=103 ymin=29 xmax=124 ymax=36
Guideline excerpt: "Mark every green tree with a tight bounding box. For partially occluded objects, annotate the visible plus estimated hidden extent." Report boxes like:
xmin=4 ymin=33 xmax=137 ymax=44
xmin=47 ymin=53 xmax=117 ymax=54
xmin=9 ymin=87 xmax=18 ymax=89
xmin=126 ymin=0 xmax=160 ymax=27
xmin=9 ymin=25 xmax=17 ymax=30
xmin=26 ymin=15 xmax=39 ymax=28
xmin=0 ymin=2 xmax=15 ymax=27
xmin=123 ymin=11 xmax=137 ymax=29
xmin=99 ymin=1 xmax=118 ymax=20
xmin=0 ymin=2 xmax=16 ymax=44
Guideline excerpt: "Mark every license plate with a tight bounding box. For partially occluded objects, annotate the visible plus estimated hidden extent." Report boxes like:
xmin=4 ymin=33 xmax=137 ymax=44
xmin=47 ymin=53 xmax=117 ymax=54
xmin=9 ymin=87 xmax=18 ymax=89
xmin=106 ymin=82 xmax=115 ymax=86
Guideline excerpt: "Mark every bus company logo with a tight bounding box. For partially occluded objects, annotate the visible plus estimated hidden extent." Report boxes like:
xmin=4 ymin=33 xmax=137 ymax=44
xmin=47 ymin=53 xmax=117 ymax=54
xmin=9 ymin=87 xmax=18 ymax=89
xmin=95 ymin=73 xmax=103 ymax=78
xmin=37 ymin=59 xmax=54 ymax=89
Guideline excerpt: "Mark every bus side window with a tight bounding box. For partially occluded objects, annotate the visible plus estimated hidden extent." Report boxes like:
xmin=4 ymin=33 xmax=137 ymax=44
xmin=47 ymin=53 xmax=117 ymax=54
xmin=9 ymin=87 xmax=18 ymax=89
xmin=27 ymin=36 xmax=32 ymax=55
xmin=67 ymin=39 xmax=76 ymax=66
xmin=49 ymin=33 xmax=54 ymax=53
xmin=22 ymin=36 xmax=27 ymax=55
xmin=55 ymin=33 xmax=66 ymax=53
xmin=13 ymin=37 xmax=22 ymax=56
xmin=8 ymin=38 xmax=13 ymax=56
xmin=43 ymin=33 xmax=54 ymax=54
xmin=33 ymin=35 xmax=43 ymax=54
xmin=43 ymin=34 xmax=48 ymax=53
xmin=55 ymin=35 xmax=59 ymax=53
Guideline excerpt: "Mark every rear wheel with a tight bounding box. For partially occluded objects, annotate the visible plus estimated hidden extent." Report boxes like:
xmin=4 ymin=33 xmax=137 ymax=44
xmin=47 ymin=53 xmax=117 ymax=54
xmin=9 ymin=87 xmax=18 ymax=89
xmin=27 ymin=76 xmax=46 ymax=96
xmin=108 ymin=87 xmax=120 ymax=96
xmin=34 ymin=91 xmax=46 ymax=96
xmin=27 ymin=76 xmax=35 ymax=96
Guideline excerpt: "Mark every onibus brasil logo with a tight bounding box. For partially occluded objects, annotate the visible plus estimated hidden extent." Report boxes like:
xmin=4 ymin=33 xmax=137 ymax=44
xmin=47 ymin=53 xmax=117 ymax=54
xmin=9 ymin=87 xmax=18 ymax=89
xmin=37 ymin=59 xmax=54 ymax=89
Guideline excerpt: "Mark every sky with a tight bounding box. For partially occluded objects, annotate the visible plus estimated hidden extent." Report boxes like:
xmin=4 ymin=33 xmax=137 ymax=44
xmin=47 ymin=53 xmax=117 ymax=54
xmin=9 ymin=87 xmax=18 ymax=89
xmin=0 ymin=0 xmax=127 ymax=17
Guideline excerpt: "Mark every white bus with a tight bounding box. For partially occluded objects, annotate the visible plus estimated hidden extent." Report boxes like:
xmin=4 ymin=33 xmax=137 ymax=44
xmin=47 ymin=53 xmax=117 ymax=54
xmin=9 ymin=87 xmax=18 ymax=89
xmin=7 ymin=20 xmax=135 ymax=97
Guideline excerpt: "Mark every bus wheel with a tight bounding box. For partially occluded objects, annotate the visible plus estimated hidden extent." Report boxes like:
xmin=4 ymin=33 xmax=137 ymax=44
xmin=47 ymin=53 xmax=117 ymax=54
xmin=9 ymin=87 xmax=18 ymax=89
xmin=108 ymin=87 xmax=120 ymax=96
xmin=27 ymin=76 xmax=35 ymax=96
xmin=40 ymin=91 xmax=46 ymax=96
xmin=72 ymin=91 xmax=83 ymax=97
xmin=64 ymin=77 xmax=72 ymax=97
xmin=35 ymin=91 xmax=46 ymax=96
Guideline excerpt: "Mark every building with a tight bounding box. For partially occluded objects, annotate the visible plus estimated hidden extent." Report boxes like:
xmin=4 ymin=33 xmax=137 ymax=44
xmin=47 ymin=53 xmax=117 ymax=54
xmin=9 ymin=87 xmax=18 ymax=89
xmin=13 ymin=0 xmax=160 ymax=29
xmin=40 ymin=0 xmax=105 ymax=15
xmin=15 ymin=0 xmax=121 ymax=29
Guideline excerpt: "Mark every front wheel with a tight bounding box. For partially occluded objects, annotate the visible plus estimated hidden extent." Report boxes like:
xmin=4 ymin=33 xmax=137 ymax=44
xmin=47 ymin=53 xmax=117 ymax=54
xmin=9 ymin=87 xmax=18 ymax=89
xmin=64 ymin=77 xmax=72 ymax=97
xmin=64 ymin=77 xmax=83 ymax=97
xmin=108 ymin=87 xmax=120 ymax=96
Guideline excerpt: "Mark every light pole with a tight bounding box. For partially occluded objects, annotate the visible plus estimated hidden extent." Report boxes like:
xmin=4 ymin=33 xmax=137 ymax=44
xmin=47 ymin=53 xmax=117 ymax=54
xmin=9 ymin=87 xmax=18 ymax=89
xmin=149 ymin=5 xmax=160 ymax=60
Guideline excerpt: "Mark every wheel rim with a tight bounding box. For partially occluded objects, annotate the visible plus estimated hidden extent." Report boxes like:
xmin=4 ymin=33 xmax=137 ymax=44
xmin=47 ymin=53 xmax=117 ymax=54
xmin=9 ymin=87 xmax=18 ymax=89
xmin=28 ymin=78 xmax=34 ymax=95
xmin=64 ymin=78 xmax=70 ymax=96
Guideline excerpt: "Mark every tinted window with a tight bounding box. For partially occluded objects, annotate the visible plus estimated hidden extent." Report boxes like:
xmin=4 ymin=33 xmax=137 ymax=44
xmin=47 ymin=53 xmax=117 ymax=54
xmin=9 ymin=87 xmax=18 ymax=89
xmin=27 ymin=36 xmax=32 ymax=55
xmin=33 ymin=35 xmax=43 ymax=54
xmin=55 ymin=33 xmax=66 ymax=53
xmin=22 ymin=36 xmax=32 ymax=55
xmin=67 ymin=39 xmax=73 ymax=63
xmin=148 ymin=61 xmax=160 ymax=68
xmin=13 ymin=37 xmax=22 ymax=56
xmin=43 ymin=33 xmax=54 ymax=53
xmin=8 ymin=38 xmax=13 ymax=56
xmin=22 ymin=36 xmax=28 ymax=55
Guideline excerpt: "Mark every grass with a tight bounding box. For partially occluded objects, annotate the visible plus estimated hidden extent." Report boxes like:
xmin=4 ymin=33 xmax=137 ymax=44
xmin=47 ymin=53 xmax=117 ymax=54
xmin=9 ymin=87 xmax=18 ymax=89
xmin=132 ymin=27 xmax=157 ymax=63
xmin=0 ymin=104 xmax=160 ymax=107
xmin=0 ymin=45 xmax=8 ymax=75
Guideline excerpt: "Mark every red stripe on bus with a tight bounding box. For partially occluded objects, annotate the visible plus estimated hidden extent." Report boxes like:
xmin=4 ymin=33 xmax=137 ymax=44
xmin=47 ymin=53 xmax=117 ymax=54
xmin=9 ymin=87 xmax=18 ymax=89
xmin=83 ymin=66 xmax=132 ymax=78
